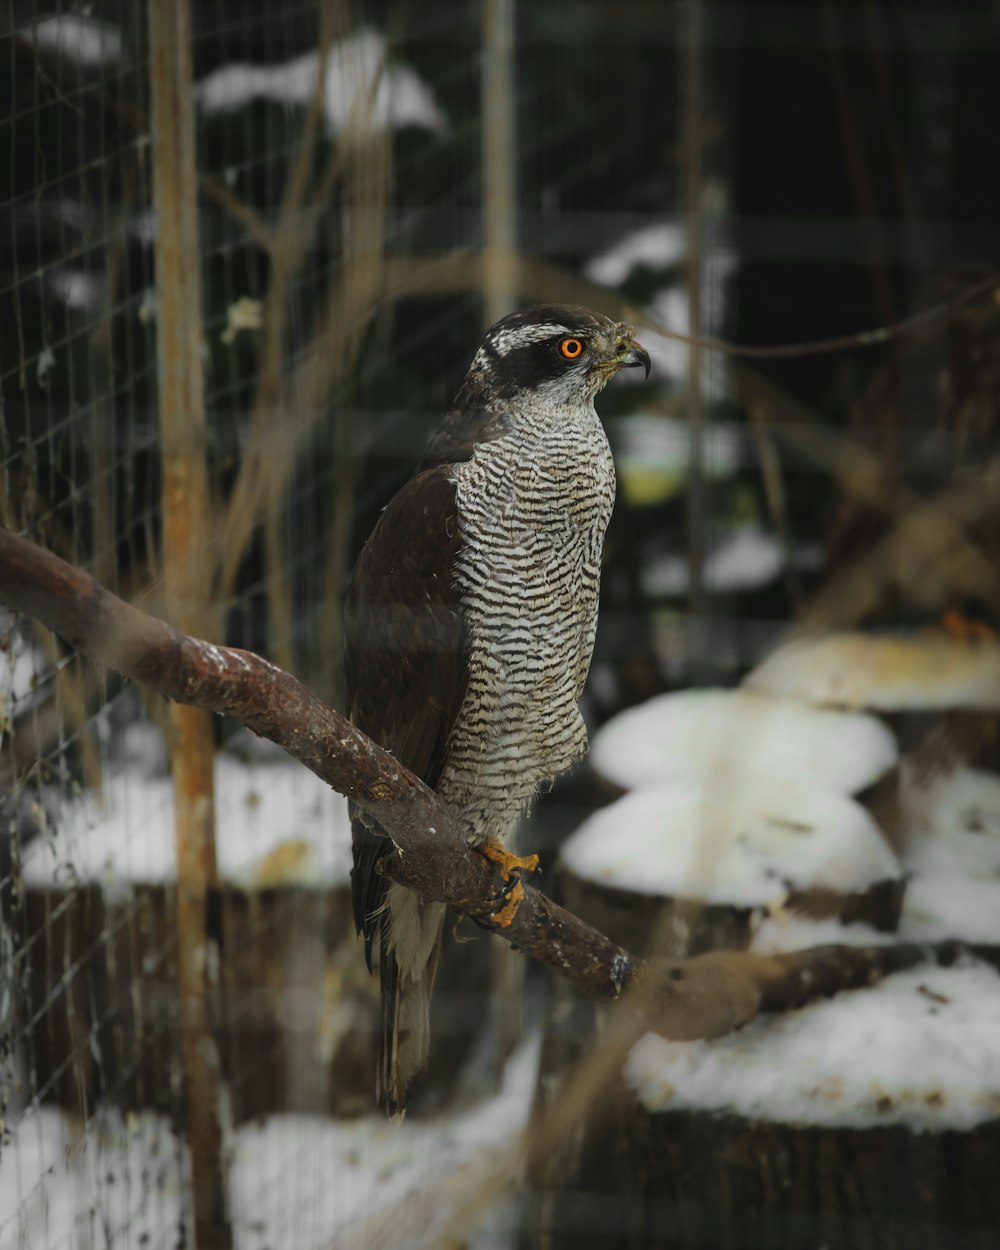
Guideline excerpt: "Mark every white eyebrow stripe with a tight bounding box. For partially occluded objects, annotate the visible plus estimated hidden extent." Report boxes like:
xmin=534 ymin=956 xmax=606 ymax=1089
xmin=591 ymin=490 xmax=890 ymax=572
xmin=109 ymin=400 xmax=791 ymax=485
xmin=487 ymin=322 xmax=572 ymax=356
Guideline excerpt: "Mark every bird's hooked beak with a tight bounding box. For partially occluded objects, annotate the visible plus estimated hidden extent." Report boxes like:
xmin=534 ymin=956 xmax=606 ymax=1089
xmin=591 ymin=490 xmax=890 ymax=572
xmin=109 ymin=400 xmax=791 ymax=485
xmin=619 ymin=340 xmax=651 ymax=379
xmin=608 ymin=323 xmax=650 ymax=379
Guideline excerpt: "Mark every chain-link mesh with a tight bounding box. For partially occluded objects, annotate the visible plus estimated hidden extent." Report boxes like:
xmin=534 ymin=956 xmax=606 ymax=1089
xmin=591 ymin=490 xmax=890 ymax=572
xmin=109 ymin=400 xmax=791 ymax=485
xmin=3 ymin=1 xmax=1000 ymax=1247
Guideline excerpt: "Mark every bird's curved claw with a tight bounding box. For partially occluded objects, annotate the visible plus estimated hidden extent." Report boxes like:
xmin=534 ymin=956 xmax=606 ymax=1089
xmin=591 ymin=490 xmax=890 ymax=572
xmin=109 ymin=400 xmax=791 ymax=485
xmin=478 ymin=839 xmax=539 ymax=927
xmin=490 ymin=875 xmax=526 ymax=928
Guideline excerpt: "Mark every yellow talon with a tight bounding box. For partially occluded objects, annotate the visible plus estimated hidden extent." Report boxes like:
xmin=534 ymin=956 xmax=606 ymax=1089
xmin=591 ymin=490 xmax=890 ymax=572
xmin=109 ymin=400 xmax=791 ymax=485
xmin=479 ymin=837 xmax=539 ymax=880
xmin=491 ymin=877 xmax=525 ymax=928
xmin=477 ymin=838 xmax=538 ymax=927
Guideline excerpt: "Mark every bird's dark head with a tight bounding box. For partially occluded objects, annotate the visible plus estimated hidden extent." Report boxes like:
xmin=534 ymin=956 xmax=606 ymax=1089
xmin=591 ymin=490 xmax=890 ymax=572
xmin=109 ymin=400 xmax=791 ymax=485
xmin=458 ymin=304 xmax=650 ymax=410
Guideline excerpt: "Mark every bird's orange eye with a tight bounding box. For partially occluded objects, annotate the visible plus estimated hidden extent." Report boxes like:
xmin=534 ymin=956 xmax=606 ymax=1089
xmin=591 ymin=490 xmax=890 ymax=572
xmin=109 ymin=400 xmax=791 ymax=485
xmin=560 ymin=337 xmax=584 ymax=359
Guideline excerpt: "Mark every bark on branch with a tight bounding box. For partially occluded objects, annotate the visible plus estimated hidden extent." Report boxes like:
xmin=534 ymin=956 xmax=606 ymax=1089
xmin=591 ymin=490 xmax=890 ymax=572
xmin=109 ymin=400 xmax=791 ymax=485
xmin=0 ymin=527 xmax=953 ymax=1040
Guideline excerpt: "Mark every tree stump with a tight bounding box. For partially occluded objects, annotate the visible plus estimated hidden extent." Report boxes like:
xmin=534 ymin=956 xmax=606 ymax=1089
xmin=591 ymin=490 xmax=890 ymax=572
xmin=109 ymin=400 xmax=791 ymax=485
xmin=522 ymin=959 xmax=1000 ymax=1250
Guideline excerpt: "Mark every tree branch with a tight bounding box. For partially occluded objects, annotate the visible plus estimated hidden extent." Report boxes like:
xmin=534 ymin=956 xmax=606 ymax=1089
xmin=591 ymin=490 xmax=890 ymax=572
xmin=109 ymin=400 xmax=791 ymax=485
xmin=0 ymin=527 xmax=952 ymax=1040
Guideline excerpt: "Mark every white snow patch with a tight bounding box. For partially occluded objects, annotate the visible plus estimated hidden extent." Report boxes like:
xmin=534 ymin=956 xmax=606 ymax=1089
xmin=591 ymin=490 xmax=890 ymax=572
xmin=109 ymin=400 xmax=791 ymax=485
xmin=23 ymin=16 xmax=123 ymax=67
xmin=898 ymin=765 xmax=1000 ymax=943
xmin=196 ymin=29 xmax=446 ymax=137
xmin=0 ymin=1108 xmax=185 ymax=1250
xmin=19 ymin=747 xmax=353 ymax=895
xmin=561 ymin=781 xmax=898 ymax=907
xmin=641 ymin=528 xmax=822 ymax=596
xmin=906 ymin=765 xmax=1000 ymax=854
xmin=625 ymin=961 xmax=1000 ymax=1131
xmin=35 ymin=346 xmax=56 ymax=386
xmin=233 ymin=1034 xmax=539 ymax=1250
xmin=751 ymin=913 xmax=895 ymax=954
xmin=0 ymin=630 xmax=44 ymax=711
xmin=584 ymin=222 xmax=686 ymax=287
xmin=637 ymin=271 xmax=737 ymax=390
xmin=583 ymin=217 xmax=738 ymax=390
xmin=902 ymin=874 xmax=1000 ymax=944
xmin=696 ymin=527 xmax=784 ymax=592
xmin=47 ymin=268 xmax=106 ymax=313
xmin=641 ymin=286 xmax=693 ymax=384
xmin=590 ymin=688 xmax=897 ymax=797
xmin=746 ymin=634 xmax=1000 ymax=710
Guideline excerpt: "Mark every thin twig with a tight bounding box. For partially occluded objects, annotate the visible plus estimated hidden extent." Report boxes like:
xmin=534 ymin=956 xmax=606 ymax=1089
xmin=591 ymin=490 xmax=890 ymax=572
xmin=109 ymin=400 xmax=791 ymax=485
xmin=376 ymin=251 xmax=1000 ymax=359
xmin=200 ymin=175 xmax=274 ymax=252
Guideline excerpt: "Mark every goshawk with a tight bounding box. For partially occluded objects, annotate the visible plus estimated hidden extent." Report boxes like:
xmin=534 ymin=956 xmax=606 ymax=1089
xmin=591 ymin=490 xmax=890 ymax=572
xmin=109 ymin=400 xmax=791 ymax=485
xmin=345 ymin=303 xmax=650 ymax=1113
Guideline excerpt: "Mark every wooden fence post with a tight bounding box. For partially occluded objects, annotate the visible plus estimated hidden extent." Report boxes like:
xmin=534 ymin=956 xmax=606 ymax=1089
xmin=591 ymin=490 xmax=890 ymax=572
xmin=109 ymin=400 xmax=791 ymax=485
xmin=148 ymin=1 xmax=231 ymax=1245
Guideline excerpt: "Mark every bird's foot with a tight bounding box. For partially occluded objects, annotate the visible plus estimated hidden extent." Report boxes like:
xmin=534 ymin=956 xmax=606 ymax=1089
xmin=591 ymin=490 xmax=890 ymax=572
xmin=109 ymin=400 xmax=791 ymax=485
xmin=491 ymin=877 xmax=526 ymax=928
xmin=479 ymin=838 xmax=540 ymax=881
xmin=478 ymin=838 xmax=539 ymax=928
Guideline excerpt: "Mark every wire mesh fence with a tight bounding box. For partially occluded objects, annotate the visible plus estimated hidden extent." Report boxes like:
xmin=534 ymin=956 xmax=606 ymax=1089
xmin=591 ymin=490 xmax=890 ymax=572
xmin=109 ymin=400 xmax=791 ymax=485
xmin=2 ymin=0 xmax=1000 ymax=1247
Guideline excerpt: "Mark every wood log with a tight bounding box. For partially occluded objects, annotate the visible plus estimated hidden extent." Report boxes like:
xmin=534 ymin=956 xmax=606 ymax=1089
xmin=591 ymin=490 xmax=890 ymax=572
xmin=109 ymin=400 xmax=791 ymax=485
xmin=523 ymin=1105 xmax=1000 ymax=1250
xmin=523 ymin=958 xmax=1000 ymax=1250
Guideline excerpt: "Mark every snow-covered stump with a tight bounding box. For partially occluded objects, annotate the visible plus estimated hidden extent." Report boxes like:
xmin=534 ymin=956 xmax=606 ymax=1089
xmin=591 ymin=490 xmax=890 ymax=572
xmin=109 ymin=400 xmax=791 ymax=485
xmin=14 ymin=734 xmax=512 ymax=1120
xmin=14 ymin=741 xmax=388 ymax=1120
xmin=523 ymin=960 xmax=1000 ymax=1250
xmin=565 ymin=689 xmax=904 ymax=960
xmin=525 ymin=686 xmax=936 ymax=1245
xmin=744 ymin=633 xmax=1000 ymax=855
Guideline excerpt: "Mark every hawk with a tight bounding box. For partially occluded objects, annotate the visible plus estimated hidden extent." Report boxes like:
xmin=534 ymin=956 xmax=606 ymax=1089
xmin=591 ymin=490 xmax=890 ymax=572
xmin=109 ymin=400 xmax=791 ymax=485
xmin=345 ymin=304 xmax=650 ymax=1113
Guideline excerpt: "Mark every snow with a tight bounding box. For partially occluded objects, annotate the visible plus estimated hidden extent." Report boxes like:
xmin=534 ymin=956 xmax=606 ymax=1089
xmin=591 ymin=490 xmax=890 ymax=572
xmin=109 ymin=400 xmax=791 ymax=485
xmin=560 ymin=781 xmax=899 ymax=906
xmin=589 ymin=688 xmax=897 ymax=797
xmin=902 ymin=874 xmax=1000 ymax=944
xmin=0 ymin=630 xmax=43 ymax=713
xmin=196 ymin=29 xmax=447 ymax=137
xmin=584 ymin=223 xmax=686 ymax=286
xmin=22 ymin=16 xmax=123 ymax=67
xmin=0 ymin=1038 xmax=540 ymax=1250
xmin=746 ymin=633 xmax=1000 ymax=710
xmin=638 ymin=283 xmax=734 ymax=391
xmin=625 ymin=960 xmax=1000 ymax=1131
xmin=35 ymin=347 xmax=55 ymax=387
xmin=640 ymin=527 xmax=824 ymax=597
xmin=234 ymin=1034 xmax=538 ymax=1250
xmin=898 ymin=766 xmax=1000 ymax=944
xmin=46 ymin=269 xmax=106 ymax=314
xmin=19 ymin=737 xmax=353 ymax=896
xmin=569 ymin=688 xmax=901 ymax=914
xmin=583 ymin=219 xmax=738 ymax=388
xmin=905 ymin=765 xmax=1000 ymax=853
xmin=750 ymin=913 xmax=895 ymax=954
xmin=0 ymin=1109 xmax=185 ymax=1250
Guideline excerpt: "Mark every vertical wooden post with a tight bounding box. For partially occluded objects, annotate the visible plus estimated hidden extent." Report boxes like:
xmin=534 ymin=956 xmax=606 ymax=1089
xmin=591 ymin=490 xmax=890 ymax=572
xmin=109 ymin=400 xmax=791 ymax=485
xmin=483 ymin=0 xmax=517 ymax=327
xmin=682 ymin=0 xmax=707 ymax=664
xmin=147 ymin=2 xmax=230 ymax=1246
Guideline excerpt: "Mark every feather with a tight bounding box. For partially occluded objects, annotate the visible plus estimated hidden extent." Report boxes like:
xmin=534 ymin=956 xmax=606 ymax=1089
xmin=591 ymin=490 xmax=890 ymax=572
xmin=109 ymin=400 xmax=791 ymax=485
xmin=345 ymin=466 xmax=468 ymax=1111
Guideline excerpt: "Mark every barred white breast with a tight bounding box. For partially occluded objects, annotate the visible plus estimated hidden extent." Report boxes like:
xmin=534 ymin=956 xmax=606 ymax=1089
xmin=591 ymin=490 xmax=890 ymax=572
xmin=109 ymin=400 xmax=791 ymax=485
xmin=440 ymin=400 xmax=616 ymax=843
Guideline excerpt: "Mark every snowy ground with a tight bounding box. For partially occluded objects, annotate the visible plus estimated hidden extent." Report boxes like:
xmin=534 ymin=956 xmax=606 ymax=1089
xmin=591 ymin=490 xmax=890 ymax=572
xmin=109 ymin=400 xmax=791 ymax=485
xmin=18 ymin=725 xmax=353 ymax=895
xmin=0 ymin=1038 xmax=539 ymax=1250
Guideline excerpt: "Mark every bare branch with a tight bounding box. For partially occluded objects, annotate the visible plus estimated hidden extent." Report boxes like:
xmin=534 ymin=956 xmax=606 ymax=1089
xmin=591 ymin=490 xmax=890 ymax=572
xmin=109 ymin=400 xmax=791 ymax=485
xmin=0 ymin=527 xmax=954 ymax=1039
xmin=0 ymin=526 xmax=633 ymax=1001
xmin=376 ymin=251 xmax=1000 ymax=360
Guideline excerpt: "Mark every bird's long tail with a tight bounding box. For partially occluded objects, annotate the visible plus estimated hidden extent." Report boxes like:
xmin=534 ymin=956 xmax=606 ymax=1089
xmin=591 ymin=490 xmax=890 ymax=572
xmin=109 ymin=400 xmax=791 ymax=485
xmin=378 ymin=886 xmax=445 ymax=1116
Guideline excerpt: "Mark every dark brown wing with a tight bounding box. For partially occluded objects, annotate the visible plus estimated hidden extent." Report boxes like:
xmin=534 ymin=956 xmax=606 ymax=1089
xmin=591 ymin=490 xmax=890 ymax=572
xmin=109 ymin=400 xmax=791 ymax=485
xmin=344 ymin=464 xmax=468 ymax=971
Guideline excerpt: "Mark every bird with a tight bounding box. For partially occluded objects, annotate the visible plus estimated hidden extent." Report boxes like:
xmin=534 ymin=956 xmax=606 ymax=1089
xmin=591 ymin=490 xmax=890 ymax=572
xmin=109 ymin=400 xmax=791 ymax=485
xmin=344 ymin=303 xmax=650 ymax=1114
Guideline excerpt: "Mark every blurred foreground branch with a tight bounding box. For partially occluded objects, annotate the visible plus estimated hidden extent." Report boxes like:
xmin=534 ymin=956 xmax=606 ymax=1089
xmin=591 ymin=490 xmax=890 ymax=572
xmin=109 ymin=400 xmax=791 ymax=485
xmin=0 ymin=527 xmax=956 ymax=1039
